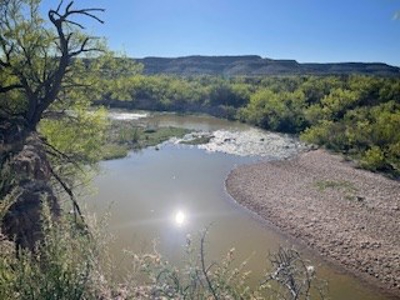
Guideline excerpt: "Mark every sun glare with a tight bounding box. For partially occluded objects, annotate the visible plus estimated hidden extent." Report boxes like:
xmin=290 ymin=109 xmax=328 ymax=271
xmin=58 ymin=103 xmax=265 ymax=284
xmin=174 ymin=210 xmax=185 ymax=226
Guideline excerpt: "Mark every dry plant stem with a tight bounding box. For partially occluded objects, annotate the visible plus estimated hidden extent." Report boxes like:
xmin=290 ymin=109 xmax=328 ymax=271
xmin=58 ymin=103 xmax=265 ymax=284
xmin=200 ymin=229 xmax=218 ymax=300
xmin=49 ymin=166 xmax=85 ymax=225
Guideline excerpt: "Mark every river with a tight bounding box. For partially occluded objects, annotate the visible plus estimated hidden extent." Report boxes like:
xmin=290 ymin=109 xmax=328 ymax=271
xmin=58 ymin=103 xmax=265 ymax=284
xmin=84 ymin=111 xmax=389 ymax=300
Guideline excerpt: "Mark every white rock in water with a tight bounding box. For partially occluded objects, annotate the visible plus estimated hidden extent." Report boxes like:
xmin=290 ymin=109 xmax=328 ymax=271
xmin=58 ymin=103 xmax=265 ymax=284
xmin=108 ymin=112 xmax=148 ymax=120
xmin=199 ymin=129 xmax=306 ymax=158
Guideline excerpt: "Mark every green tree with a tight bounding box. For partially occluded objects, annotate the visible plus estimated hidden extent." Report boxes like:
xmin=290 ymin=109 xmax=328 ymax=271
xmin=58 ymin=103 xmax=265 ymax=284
xmin=239 ymin=88 xmax=307 ymax=133
xmin=0 ymin=0 xmax=106 ymax=127
xmin=0 ymin=0 xmax=140 ymax=249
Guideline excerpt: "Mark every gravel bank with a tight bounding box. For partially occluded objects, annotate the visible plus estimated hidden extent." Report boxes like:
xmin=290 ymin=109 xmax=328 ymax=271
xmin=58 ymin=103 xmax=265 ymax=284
xmin=226 ymin=149 xmax=400 ymax=297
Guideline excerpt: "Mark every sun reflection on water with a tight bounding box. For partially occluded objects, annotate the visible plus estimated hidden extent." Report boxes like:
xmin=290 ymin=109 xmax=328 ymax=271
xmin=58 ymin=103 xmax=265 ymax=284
xmin=174 ymin=210 xmax=186 ymax=226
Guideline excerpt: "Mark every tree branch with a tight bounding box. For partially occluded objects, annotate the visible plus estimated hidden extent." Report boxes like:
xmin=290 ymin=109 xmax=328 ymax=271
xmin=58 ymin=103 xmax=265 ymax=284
xmin=29 ymin=1 xmax=104 ymax=127
xmin=49 ymin=1 xmax=105 ymax=27
xmin=49 ymin=165 xmax=86 ymax=226
xmin=0 ymin=83 xmax=23 ymax=93
xmin=41 ymin=138 xmax=85 ymax=174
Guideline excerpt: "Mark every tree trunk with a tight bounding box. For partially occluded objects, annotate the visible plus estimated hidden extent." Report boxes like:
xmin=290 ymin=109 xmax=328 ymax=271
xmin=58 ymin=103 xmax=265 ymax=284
xmin=0 ymin=117 xmax=60 ymax=251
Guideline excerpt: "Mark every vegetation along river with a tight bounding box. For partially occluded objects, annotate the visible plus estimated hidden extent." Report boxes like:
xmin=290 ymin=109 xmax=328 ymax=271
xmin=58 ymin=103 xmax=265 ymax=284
xmin=84 ymin=111 xmax=392 ymax=300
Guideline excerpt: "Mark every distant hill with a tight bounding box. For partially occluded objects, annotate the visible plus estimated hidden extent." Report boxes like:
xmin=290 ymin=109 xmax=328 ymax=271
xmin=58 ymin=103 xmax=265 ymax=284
xmin=134 ymin=55 xmax=400 ymax=77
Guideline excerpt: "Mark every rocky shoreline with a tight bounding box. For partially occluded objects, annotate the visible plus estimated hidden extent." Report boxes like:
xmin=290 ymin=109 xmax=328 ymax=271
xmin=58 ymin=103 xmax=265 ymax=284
xmin=225 ymin=149 xmax=400 ymax=298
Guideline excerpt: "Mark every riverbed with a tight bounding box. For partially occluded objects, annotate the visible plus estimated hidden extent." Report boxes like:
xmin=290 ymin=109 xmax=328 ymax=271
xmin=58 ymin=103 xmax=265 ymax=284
xmin=84 ymin=111 xmax=392 ymax=300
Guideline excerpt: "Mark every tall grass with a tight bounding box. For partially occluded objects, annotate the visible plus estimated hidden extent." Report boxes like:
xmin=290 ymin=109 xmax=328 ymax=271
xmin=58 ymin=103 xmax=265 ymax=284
xmin=0 ymin=204 xmax=105 ymax=300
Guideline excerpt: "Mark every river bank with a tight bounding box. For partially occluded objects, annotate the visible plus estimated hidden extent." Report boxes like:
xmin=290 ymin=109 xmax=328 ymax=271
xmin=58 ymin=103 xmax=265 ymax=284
xmin=226 ymin=149 xmax=400 ymax=298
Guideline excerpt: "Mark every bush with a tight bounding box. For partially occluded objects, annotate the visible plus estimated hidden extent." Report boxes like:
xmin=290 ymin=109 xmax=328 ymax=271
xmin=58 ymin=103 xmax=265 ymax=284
xmin=360 ymin=146 xmax=386 ymax=171
xmin=0 ymin=205 xmax=103 ymax=300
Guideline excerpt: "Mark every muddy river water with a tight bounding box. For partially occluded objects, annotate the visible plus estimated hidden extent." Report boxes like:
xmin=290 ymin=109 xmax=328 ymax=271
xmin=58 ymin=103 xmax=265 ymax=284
xmin=84 ymin=112 xmax=389 ymax=300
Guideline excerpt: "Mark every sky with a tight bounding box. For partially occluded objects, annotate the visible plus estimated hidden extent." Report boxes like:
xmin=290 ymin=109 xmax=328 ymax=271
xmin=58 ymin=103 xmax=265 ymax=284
xmin=40 ymin=0 xmax=400 ymax=66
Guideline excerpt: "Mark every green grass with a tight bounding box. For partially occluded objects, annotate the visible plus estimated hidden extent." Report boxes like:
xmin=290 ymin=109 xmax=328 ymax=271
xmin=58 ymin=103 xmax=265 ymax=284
xmin=314 ymin=179 xmax=362 ymax=202
xmin=139 ymin=126 xmax=189 ymax=148
xmin=101 ymin=144 xmax=129 ymax=160
xmin=314 ymin=180 xmax=357 ymax=192
xmin=179 ymin=134 xmax=213 ymax=145
xmin=102 ymin=120 xmax=190 ymax=160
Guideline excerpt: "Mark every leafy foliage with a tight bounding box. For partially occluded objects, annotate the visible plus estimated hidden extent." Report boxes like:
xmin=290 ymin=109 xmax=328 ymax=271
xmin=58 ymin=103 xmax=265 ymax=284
xmin=105 ymin=74 xmax=400 ymax=176
xmin=238 ymin=88 xmax=307 ymax=133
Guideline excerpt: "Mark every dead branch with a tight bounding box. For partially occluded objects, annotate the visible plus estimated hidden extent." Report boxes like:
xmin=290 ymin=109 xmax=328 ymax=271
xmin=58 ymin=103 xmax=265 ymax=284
xmin=200 ymin=228 xmax=219 ymax=300
xmin=263 ymin=247 xmax=324 ymax=300
xmin=49 ymin=165 xmax=85 ymax=226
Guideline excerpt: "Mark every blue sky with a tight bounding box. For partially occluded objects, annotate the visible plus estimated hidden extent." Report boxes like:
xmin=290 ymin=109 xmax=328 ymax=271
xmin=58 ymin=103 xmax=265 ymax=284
xmin=41 ymin=0 xmax=400 ymax=66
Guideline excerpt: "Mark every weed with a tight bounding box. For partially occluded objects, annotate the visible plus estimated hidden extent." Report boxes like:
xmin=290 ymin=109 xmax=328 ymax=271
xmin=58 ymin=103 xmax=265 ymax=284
xmin=314 ymin=180 xmax=357 ymax=192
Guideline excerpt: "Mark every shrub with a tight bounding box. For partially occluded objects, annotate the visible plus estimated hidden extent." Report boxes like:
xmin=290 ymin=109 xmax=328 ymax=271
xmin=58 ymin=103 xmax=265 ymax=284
xmin=0 ymin=204 xmax=103 ymax=300
xmin=360 ymin=146 xmax=386 ymax=171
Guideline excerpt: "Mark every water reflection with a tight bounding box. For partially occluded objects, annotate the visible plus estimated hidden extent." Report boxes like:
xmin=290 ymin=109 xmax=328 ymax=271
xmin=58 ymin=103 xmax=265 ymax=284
xmin=108 ymin=111 xmax=148 ymax=120
xmin=174 ymin=210 xmax=186 ymax=226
